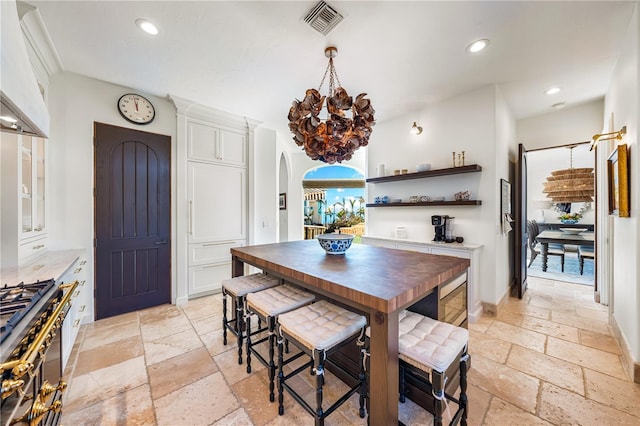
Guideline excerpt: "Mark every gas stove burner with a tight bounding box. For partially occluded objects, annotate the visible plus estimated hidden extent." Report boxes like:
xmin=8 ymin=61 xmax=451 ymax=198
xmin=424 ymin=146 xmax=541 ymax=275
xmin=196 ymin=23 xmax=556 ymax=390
xmin=0 ymin=278 xmax=55 ymax=344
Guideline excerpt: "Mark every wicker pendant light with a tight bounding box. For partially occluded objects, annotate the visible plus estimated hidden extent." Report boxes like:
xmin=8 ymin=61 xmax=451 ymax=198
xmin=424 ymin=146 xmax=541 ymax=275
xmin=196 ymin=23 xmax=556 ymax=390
xmin=542 ymin=146 xmax=594 ymax=203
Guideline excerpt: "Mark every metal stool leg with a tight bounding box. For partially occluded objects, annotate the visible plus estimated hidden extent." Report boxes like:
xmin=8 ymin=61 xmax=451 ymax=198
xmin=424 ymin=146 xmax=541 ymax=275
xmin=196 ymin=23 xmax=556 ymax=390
xmin=314 ymin=349 xmax=325 ymax=426
xmin=399 ymin=364 xmax=406 ymax=403
xmin=222 ymin=291 xmax=228 ymax=345
xmin=245 ymin=312 xmax=253 ymax=374
xmin=268 ymin=316 xmax=277 ymax=402
xmin=433 ymin=371 xmax=444 ymax=426
xmin=277 ymin=330 xmax=285 ymax=416
xmin=236 ymin=300 xmax=244 ymax=364
xmin=460 ymin=353 xmax=469 ymax=426
xmin=358 ymin=344 xmax=367 ymax=419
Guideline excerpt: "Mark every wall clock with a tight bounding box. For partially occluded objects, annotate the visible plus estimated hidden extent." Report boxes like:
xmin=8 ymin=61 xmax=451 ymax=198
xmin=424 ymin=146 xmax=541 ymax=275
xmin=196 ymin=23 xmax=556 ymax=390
xmin=117 ymin=93 xmax=155 ymax=125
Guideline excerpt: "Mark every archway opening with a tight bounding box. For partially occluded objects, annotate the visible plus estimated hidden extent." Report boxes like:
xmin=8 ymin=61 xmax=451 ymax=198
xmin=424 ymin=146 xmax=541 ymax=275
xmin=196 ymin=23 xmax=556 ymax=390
xmin=302 ymin=165 xmax=365 ymax=240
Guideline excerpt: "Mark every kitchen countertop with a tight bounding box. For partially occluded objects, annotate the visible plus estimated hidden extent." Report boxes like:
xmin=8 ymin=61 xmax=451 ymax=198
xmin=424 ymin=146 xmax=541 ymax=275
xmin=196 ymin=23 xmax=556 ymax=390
xmin=362 ymin=235 xmax=483 ymax=251
xmin=0 ymin=249 xmax=86 ymax=285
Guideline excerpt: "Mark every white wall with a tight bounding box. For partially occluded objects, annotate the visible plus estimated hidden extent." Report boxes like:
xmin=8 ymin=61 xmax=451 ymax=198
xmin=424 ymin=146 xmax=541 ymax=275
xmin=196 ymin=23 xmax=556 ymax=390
xmin=252 ymin=127 xmax=277 ymax=245
xmin=602 ymin=3 xmax=639 ymax=365
xmin=278 ymin=153 xmax=289 ymax=242
xmin=47 ymin=71 xmax=279 ymax=318
xmin=494 ymin=86 xmax=517 ymax=303
xmin=47 ymin=72 xmax=177 ymax=320
xmin=366 ymin=85 xmax=514 ymax=306
xmin=517 ymin=101 xmax=605 ymax=151
xmin=519 ymin=101 xmax=603 ymax=225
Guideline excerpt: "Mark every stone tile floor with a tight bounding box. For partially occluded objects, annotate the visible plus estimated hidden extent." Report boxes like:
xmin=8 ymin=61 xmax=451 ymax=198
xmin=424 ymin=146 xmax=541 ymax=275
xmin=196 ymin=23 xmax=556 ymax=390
xmin=61 ymin=276 xmax=640 ymax=425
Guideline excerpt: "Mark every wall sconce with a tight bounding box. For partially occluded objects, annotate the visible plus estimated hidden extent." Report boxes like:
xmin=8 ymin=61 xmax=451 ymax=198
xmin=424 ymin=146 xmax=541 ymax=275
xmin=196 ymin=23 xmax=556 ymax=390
xmin=589 ymin=126 xmax=626 ymax=151
xmin=411 ymin=122 xmax=423 ymax=135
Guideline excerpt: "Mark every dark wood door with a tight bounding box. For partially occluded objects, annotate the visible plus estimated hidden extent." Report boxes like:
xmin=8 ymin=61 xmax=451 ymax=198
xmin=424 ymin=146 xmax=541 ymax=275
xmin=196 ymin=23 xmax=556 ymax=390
xmin=94 ymin=122 xmax=171 ymax=320
xmin=513 ymin=143 xmax=528 ymax=299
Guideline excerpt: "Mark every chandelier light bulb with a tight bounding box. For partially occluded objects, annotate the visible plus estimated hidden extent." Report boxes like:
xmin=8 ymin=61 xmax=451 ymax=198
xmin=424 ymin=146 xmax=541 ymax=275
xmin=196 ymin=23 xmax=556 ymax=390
xmin=411 ymin=122 xmax=423 ymax=135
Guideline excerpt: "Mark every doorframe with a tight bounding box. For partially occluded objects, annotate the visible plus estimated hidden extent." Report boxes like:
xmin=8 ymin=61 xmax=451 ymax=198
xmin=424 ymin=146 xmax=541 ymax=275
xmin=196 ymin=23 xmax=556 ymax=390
xmin=519 ymin=142 xmax=599 ymax=296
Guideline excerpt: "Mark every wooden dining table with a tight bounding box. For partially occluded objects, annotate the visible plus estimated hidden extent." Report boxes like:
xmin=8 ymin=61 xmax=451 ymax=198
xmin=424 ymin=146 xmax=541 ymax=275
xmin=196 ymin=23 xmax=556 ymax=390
xmin=231 ymin=239 xmax=470 ymax=425
xmin=536 ymin=230 xmax=595 ymax=272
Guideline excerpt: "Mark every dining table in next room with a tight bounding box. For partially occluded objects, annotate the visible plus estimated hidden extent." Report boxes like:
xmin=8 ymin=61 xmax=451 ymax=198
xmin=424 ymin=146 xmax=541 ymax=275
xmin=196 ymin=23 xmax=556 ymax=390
xmin=230 ymin=239 xmax=470 ymax=425
xmin=536 ymin=230 xmax=595 ymax=272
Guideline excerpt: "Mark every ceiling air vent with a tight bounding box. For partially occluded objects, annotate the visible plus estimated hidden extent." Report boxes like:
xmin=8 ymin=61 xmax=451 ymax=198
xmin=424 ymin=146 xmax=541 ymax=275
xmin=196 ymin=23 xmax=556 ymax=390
xmin=303 ymin=1 xmax=343 ymax=36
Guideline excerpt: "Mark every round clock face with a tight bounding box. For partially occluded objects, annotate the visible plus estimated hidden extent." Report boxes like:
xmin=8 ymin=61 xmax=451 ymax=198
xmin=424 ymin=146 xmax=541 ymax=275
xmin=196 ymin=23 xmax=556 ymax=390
xmin=117 ymin=93 xmax=155 ymax=125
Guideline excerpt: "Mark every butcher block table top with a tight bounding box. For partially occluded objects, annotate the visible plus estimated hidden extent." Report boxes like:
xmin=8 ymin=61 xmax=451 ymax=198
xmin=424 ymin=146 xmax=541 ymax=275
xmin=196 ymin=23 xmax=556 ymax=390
xmin=231 ymin=240 xmax=470 ymax=425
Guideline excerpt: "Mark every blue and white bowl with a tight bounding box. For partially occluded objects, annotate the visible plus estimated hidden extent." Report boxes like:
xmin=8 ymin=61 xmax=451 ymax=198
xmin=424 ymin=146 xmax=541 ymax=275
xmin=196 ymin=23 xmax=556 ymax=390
xmin=316 ymin=234 xmax=355 ymax=255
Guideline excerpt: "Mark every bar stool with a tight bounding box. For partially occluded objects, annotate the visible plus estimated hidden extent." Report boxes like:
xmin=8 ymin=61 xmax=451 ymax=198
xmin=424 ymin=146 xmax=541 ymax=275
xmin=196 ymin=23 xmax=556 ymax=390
xmin=276 ymin=300 xmax=368 ymax=425
xmin=245 ymin=284 xmax=316 ymax=402
xmin=221 ymin=273 xmax=281 ymax=364
xmin=398 ymin=310 xmax=469 ymax=426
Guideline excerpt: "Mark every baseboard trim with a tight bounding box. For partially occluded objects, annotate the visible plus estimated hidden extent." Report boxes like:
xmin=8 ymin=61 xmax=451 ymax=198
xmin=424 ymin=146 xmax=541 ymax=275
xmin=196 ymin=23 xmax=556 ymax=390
xmin=611 ymin=315 xmax=639 ymax=384
xmin=481 ymin=290 xmax=509 ymax=317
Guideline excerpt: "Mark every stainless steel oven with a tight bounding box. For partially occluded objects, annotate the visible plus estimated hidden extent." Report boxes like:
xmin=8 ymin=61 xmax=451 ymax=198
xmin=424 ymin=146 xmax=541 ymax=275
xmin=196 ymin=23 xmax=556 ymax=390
xmin=1 ymin=280 xmax=78 ymax=426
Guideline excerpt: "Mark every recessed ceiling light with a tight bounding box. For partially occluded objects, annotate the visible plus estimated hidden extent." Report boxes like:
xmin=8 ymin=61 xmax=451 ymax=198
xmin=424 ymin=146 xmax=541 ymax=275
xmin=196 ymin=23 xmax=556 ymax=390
xmin=466 ymin=39 xmax=489 ymax=53
xmin=545 ymin=87 xmax=561 ymax=95
xmin=136 ymin=19 xmax=158 ymax=35
xmin=552 ymin=102 xmax=566 ymax=110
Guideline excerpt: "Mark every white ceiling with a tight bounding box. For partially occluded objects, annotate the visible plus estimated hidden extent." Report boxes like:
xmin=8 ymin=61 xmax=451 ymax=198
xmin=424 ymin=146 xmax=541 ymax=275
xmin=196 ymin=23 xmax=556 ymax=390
xmin=25 ymin=1 xmax=634 ymax=138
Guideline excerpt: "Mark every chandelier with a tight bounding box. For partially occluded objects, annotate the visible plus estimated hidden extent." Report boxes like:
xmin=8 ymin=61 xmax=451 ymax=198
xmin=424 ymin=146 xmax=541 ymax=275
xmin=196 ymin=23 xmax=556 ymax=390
xmin=288 ymin=46 xmax=375 ymax=164
xmin=542 ymin=145 xmax=594 ymax=202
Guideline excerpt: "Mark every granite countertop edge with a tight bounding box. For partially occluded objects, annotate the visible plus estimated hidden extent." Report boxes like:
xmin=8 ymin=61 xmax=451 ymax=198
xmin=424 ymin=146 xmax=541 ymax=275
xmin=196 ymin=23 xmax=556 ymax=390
xmin=0 ymin=249 xmax=87 ymax=286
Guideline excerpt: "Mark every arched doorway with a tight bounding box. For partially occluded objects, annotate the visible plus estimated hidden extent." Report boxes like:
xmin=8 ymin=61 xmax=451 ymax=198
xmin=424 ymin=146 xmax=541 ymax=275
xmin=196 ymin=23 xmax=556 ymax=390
xmin=302 ymin=165 xmax=365 ymax=240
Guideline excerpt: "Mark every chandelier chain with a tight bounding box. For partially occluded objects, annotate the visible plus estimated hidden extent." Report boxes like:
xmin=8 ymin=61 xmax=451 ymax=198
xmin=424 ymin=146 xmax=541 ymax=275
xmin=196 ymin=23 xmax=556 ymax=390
xmin=318 ymin=58 xmax=342 ymax=97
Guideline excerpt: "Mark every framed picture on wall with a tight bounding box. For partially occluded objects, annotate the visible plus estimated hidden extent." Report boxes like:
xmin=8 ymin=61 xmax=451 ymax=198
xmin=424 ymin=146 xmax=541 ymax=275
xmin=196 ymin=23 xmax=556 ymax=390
xmin=279 ymin=193 xmax=287 ymax=210
xmin=607 ymin=144 xmax=630 ymax=217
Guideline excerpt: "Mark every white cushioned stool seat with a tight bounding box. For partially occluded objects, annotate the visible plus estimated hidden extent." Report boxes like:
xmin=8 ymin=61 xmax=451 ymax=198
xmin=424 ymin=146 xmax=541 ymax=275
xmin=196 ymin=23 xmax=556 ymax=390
xmin=276 ymin=299 xmax=368 ymax=422
xmin=222 ymin=272 xmax=280 ymax=297
xmin=399 ymin=310 xmax=469 ymax=373
xmin=247 ymin=284 xmax=315 ymax=317
xmin=278 ymin=300 xmax=367 ymax=352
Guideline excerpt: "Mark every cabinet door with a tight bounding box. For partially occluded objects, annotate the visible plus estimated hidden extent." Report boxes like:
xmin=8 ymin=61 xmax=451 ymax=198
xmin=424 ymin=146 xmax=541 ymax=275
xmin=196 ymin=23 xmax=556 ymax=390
xmin=188 ymin=240 xmax=245 ymax=267
xmin=219 ymin=129 xmax=247 ymax=166
xmin=188 ymin=262 xmax=230 ymax=295
xmin=188 ymin=121 xmax=219 ymax=162
xmin=188 ymin=162 xmax=246 ymax=242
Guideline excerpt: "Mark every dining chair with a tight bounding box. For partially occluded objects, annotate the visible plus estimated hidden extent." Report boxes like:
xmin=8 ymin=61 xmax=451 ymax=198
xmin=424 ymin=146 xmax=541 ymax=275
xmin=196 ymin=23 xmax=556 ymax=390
xmin=578 ymin=245 xmax=595 ymax=275
xmin=527 ymin=220 xmax=565 ymax=271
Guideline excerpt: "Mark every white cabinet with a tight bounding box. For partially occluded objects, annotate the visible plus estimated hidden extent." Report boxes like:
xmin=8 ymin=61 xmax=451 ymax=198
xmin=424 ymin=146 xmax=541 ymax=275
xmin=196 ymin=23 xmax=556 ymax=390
xmin=185 ymin=121 xmax=248 ymax=297
xmin=0 ymin=132 xmax=48 ymax=267
xmin=173 ymin=97 xmax=258 ymax=301
xmin=59 ymin=254 xmax=89 ymax=370
xmin=188 ymin=162 xmax=246 ymax=243
xmin=187 ymin=120 xmax=247 ymax=167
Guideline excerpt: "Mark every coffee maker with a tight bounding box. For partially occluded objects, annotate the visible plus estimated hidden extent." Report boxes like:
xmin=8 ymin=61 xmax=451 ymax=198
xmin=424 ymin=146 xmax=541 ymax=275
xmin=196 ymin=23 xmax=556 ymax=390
xmin=432 ymin=215 xmax=453 ymax=242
